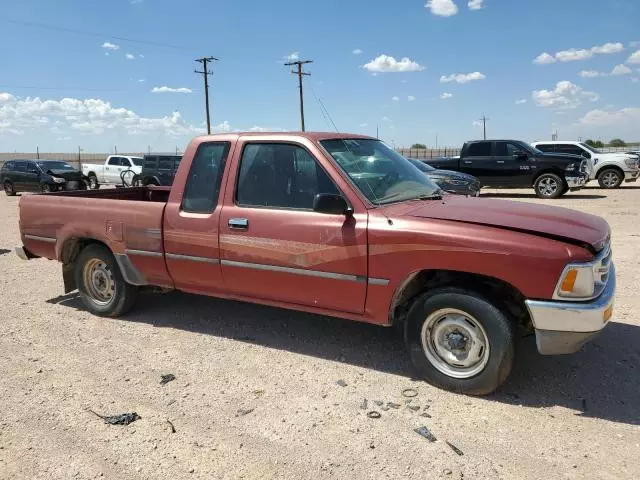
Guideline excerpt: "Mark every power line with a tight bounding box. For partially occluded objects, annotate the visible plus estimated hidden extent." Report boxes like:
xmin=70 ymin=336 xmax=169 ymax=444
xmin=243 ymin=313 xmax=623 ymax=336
xmin=308 ymin=83 xmax=339 ymax=133
xmin=5 ymin=19 xmax=191 ymax=50
xmin=284 ymin=60 xmax=312 ymax=131
xmin=195 ymin=56 xmax=217 ymax=135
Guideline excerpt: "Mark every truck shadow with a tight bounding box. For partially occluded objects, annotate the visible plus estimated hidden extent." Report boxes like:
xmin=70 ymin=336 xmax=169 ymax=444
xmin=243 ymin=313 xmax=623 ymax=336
xmin=50 ymin=290 xmax=639 ymax=426
xmin=481 ymin=192 xmax=607 ymax=199
xmin=0 ymin=248 xmax=11 ymax=256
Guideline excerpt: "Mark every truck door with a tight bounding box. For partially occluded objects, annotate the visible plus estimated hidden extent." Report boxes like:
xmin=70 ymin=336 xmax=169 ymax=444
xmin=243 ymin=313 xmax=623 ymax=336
xmin=219 ymin=140 xmax=368 ymax=314
xmin=491 ymin=141 xmax=534 ymax=186
xmin=460 ymin=141 xmax=494 ymax=184
xmin=163 ymin=141 xmax=232 ymax=294
xmin=105 ymin=156 xmax=123 ymax=183
xmin=24 ymin=161 xmax=42 ymax=191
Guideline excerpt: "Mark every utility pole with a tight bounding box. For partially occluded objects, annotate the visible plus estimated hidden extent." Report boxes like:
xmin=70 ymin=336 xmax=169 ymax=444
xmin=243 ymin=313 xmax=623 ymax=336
xmin=478 ymin=115 xmax=489 ymax=140
xmin=36 ymin=146 xmax=40 ymax=159
xmin=285 ymin=60 xmax=312 ymax=131
xmin=376 ymin=124 xmax=379 ymax=139
xmin=195 ymin=56 xmax=218 ymax=134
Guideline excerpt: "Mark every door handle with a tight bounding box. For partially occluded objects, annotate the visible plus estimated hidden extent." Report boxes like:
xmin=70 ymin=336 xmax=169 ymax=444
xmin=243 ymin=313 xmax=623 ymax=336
xmin=463 ymin=160 xmax=472 ymax=164
xmin=496 ymin=160 xmax=505 ymax=164
xmin=228 ymin=218 xmax=249 ymax=230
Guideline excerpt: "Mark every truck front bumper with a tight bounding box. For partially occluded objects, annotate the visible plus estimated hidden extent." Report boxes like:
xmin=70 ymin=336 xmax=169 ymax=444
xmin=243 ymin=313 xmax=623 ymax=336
xmin=624 ymin=169 xmax=640 ymax=182
xmin=565 ymin=174 xmax=587 ymax=190
xmin=525 ymin=265 xmax=615 ymax=355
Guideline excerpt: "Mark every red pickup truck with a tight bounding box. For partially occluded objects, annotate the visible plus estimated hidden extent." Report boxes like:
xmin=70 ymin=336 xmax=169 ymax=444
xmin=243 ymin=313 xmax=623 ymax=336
xmin=15 ymin=132 xmax=616 ymax=394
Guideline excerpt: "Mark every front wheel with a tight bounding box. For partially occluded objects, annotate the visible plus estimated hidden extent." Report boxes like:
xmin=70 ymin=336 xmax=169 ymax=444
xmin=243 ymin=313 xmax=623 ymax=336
xmin=75 ymin=244 xmax=138 ymax=317
xmin=4 ymin=181 xmax=16 ymax=196
xmin=40 ymin=183 xmax=51 ymax=193
xmin=534 ymin=173 xmax=564 ymax=199
xmin=88 ymin=175 xmax=100 ymax=190
xmin=597 ymin=168 xmax=623 ymax=189
xmin=405 ymin=288 xmax=515 ymax=395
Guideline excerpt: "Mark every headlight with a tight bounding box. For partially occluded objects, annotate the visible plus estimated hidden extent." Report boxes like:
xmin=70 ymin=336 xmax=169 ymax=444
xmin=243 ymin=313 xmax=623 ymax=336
xmin=555 ymin=244 xmax=612 ymax=300
xmin=51 ymin=177 xmax=66 ymax=183
xmin=624 ymin=157 xmax=639 ymax=168
xmin=565 ymin=163 xmax=576 ymax=171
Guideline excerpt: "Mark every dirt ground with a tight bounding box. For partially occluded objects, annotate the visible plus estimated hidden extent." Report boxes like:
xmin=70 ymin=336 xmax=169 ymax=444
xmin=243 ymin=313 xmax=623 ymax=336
xmin=0 ymin=186 xmax=638 ymax=480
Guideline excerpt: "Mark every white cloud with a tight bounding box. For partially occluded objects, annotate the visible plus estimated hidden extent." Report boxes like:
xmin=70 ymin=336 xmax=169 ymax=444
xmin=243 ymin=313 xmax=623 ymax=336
xmin=0 ymin=93 xmax=14 ymax=102
xmin=352 ymin=49 xmax=363 ymax=55
xmin=631 ymin=77 xmax=639 ymax=83
xmin=0 ymin=93 xmax=206 ymax=137
xmin=468 ymin=0 xmax=484 ymax=10
xmin=535 ymin=42 xmax=625 ymax=64
xmin=363 ymin=54 xmax=425 ymax=73
xmin=425 ymin=0 xmax=458 ymax=17
xmin=138 ymin=78 xmax=146 ymax=83
xmin=533 ymin=53 xmax=556 ymax=65
xmin=285 ymin=52 xmax=299 ymax=61
xmin=151 ymin=86 xmax=192 ymax=93
xmin=532 ymin=80 xmax=599 ymax=109
xmin=611 ymin=64 xmax=632 ymax=76
xmin=440 ymin=71 xmax=486 ymax=83
xmin=102 ymin=42 xmax=119 ymax=51
xmin=630 ymin=41 xmax=640 ymax=48
xmin=408 ymin=95 xmax=416 ymax=101
xmin=359 ymin=122 xmax=368 ymax=127
xmin=580 ymin=107 xmax=640 ymax=126
xmin=628 ymin=50 xmax=640 ymax=64
xmin=392 ymin=96 xmax=400 ymax=101
xmin=138 ymin=54 xmax=144 ymax=59
xmin=515 ymin=99 xmax=527 ymax=104
xmin=578 ymin=64 xmax=632 ymax=78
xmin=125 ymin=53 xmax=135 ymax=60
xmin=382 ymin=116 xmax=391 ymax=122
xmin=440 ymin=92 xmax=453 ymax=99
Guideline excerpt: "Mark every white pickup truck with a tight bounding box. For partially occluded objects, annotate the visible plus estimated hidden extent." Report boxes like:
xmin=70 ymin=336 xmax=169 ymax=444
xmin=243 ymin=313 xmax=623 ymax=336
xmin=81 ymin=155 xmax=143 ymax=189
xmin=532 ymin=141 xmax=640 ymax=189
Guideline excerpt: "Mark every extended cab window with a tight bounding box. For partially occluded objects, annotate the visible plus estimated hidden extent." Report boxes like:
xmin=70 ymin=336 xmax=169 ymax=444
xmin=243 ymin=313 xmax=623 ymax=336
xmin=107 ymin=157 xmax=122 ymax=166
xmin=237 ymin=143 xmax=339 ymax=210
xmin=558 ymin=144 xmax=589 ymax=158
xmin=467 ymin=142 xmax=492 ymax=156
xmin=181 ymin=142 xmax=230 ymax=213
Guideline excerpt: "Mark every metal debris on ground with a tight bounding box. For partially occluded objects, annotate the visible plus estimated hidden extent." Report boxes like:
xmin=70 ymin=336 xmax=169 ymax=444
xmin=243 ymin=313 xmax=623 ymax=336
xmin=381 ymin=405 xmax=390 ymax=411
xmin=167 ymin=419 xmax=176 ymax=433
xmin=252 ymin=389 xmax=265 ymax=397
xmin=88 ymin=410 xmax=141 ymax=426
xmin=160 ymin=374 xmax=176 ymax=385
xmin=420 ymin=412 xmax=432 ymax=418
xmin=336 ymin=379 xmax=347 ymax=387
xmin=374 ymin=400 xmax=383 ymax=406
xmin=366 ymin=411 xmax=381 ymax=419
xmin=407 ymin=404 xmax=421 ymax=412
xmin=360 ymin=398 xmax=368 ymax=410
xmin=236 ymin=407 xmax=254 ymax=417
xmin=402 ymin=388 xmax=419 ymax=398
xmin=445 ymin=441 xmax=464 ymax=456
xmin=414 ymin=426 xmax=437 ymax=442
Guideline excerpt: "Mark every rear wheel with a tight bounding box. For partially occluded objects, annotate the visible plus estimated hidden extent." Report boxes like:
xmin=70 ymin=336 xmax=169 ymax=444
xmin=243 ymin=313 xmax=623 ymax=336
xmin=40 ymin=183 xmax=51 ymax=193
xmin=597 ymin=168 xmax=623 ymax=189
xmin=534 ymin=173 xmax=564 ymax=199
xmin=88 ymin=174 xmax=100 ymax=190
xmin=75 ymin=244 xmax=138 ymax=317
xmin=4 ymin=181 xmax=16 ymax=196
xmin=405 ymin=288 xmax=515 ymax=395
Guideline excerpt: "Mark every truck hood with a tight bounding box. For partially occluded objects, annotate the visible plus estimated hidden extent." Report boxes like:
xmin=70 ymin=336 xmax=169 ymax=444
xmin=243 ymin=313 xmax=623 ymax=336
xmin=404 ymin=196 xmax=609 ymax=252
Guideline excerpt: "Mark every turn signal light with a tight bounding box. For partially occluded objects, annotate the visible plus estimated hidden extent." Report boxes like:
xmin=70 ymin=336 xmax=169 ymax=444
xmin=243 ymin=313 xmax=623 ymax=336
xmin=560 ymin=269 xmax=578 ymax=293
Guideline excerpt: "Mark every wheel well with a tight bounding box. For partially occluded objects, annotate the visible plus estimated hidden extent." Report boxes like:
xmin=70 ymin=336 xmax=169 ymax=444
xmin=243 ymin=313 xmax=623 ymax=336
xmin=532 ymin=169 xmax=566 ymax=186
xmin=596 ymin=165 xmax=624 ymax=177
xmin=390 ymin=270 xmax=531 ymax=331
xmin=60 ymin=237 xmax=110 ymax=264
xmin=87 ymin=171 xmax=97 ymax=177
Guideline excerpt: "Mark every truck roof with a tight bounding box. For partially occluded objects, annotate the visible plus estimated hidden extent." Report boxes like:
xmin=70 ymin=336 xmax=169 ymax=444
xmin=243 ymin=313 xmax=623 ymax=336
xmin=531 ymin=141 xmax=583 ymax=145
xmin=192 ymin=131 xmax=375 ymax=142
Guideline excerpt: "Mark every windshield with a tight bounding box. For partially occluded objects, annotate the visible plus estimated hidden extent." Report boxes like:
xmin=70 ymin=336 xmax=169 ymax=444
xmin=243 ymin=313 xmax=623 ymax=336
xmin=320 ymin=138 xmax=441 ymax=204
xmin=579 ymin=143 xmax=601 ymax=154
xmin=407 ymin=158 xmax=435 ymax=172
xmin=37 ymin=161 xmax=75 ymax=171
xmin=131 ymin=157 xmax=144 ymax=166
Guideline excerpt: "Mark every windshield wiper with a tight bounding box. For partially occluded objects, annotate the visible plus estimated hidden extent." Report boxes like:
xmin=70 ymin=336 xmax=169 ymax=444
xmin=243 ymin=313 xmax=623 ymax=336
xmin=417 ymin=193 xmax=443 ymax=200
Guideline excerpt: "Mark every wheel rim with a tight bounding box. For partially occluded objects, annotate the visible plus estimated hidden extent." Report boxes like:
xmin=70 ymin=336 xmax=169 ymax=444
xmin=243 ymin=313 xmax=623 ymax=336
xmin=601 ymin=171 xmax=619 ymax=187
xmin=538 ymin=177 xmax=558 ymax=196
xmin=90 ymin=177 xmax=98 ymax=188
xmin=83 ymin=258 xmax=116 ymax=305
xmin=421 ymin=308 xmax=490 ymax=379
xmin=4 ymin=183 xmax=12 ymax=194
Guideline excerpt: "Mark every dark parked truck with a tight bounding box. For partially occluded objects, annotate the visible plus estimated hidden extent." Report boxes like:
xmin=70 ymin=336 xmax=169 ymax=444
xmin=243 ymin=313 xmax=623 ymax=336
xmin=2 ymin=159 xmax=88 ymax=195
xmin=15 ymin=132 xmax=615 ymax=395
xmin=427 ymin=140 xmax=589 ymax=199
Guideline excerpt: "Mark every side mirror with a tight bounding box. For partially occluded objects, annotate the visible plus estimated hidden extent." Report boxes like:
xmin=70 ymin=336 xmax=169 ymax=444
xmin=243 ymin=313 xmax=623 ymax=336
xmin=313 ymin=193 xmax=353 ymax=216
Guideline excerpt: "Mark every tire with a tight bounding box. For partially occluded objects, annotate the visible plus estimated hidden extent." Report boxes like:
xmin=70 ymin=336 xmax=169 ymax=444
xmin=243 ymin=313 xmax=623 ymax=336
xmin=534 ymin=173 xmax=564 ymax=199
xmin=4 ymin=181 xmax=16 ymax=196
xmin=40 ymin=183 xmax=51 ymax=193
xmin=405 ymin=288 xmax=515 ymax=395
xmin=74 ymin=244 xmax=139 ymax=317
xmin=88 ymin=175 xmax=100 ymax=190
xmin=132 ymin=175 xmax=142 ymax=187
xmin=597 ymin=168 xmax=623 ymax=189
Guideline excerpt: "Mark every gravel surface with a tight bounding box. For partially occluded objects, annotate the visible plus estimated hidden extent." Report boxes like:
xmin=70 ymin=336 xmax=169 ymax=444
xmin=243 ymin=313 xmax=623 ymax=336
xmin=1 ymin=186 xmax=639 ymax=479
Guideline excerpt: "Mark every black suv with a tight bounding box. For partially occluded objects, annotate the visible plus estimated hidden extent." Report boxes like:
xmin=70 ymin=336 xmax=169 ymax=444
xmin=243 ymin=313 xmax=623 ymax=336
xmin=132 ymin=154 xmax=183 ymax=186
xmin=2 ymin=159 xmax=87 ymax=195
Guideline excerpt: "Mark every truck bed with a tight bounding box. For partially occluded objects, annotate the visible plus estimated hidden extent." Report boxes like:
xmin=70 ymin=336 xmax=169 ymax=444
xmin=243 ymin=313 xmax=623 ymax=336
xmin=39 ymin=185 xmax=171 ymax=203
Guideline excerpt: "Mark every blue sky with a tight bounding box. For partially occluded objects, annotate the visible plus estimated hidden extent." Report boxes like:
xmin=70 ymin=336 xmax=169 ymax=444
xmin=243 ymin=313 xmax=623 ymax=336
xmin=0 ymin=0 xmax=639 ymax=152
